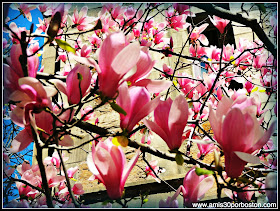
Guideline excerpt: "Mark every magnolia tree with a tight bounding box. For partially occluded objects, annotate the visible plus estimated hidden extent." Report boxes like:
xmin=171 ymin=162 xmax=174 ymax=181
xmin=3 ymin=3 xmax=277 ymax=208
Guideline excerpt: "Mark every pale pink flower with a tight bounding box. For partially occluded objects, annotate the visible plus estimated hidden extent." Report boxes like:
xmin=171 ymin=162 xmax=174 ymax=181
xmin=88 ymin=33 xmax=102 ymax=48
xmin=189 ymin=23 xmax=209 ymax=46
xmin=76 ymin=44 xmax=92 ymax=58
xmin=190 ymin=41 xmax=207 ymax=58
xmin=144 ymin=94 xmax=189 ymax=151
xmin=67 ymin=166 xmax=79 ymax=179
xmin=81 ymin=105 xmax=96 ymax=121
xmin=10 ymin=3 xmax=37 ymax=22
xmin=56 ymin=51 xmax=67 ymax=63
xmin=224 ymin=185 xmax=255 ymax=202
xmin=70 ymin=6 xmax=96 ymax=31
xmin=4 ymin=44 xmax=39 ymax=103
xmin=209 ymin=15 xmax=230 ymax=34
xmin=222 ymin=44 xmax=235 ymax=61
xmin=166 ymin=8 xmax=190 ymax=31
xmin=162 ymin=63 xmax=174 ymax=76
xmin=208 ymin=96 xmax=276 ymax=178
xmin=145 ymin=160 xmax=165 ymax=183
xmin=116 ymin=83 xmax=160 ymax=132
xmin=178 ymin=167 xmax=214 ymax=207
xmin=206 ymin=45 xmax=221 ymax=61
xmin=197 ymin=141 xmax=216 ymax=159
xmin=87 ymin=138 xmax=140 ymax=199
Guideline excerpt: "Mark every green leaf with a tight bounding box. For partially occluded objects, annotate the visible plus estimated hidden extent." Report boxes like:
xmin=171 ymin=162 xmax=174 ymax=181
xmin=55 ymin=39 xmax=76 ymax=54
xmin=175 ymin=153 xmax=184 ymax=165
xmin=255 ymin=3 xmax=266 ymax=13
xmin=195 ymin=167 xmax=214 ymax=176
xmin=110 ymin=102 xmax=127 ymax=116
xmin=143 ymin=198 xmax=148 ymax=204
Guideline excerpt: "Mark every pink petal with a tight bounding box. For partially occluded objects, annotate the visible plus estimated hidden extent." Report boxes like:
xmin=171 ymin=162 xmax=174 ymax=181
xmin=111 ymin=42 xmax=140 ymax=76
xmin=121 ymin=148 xmax=140 ymax=186
xmin=143 ymin=119 xmax=169 ymax=144
xmin=10 ymin=128 xmax=33 ymax=153
xmin=132 ymin=79 xmax=172 ymax=94
xmin=128 ymin=95 xmax=160 ymax=132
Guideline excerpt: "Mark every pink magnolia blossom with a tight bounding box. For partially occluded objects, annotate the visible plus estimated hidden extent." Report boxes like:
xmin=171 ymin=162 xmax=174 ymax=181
xmin=116 ymin=83 xmax=160 ymax=133
xmin=190 ymin=41 xmax=207 ymax=58
xmin=197 ymin=141 xmax=216 ymax=159
xmin=224 ymin=186 xmax=255 ymax=202
xmin=44 ymin=151 xmax=69 ymax=169
xmin=4 ymin=44 xmax=39 ymax=103
xmin=144 ymin=94 xmax=189 ymax=151
xmin=159 ymin=191 xmax=179 ymax=208
xmin=87 ymin=138 xmax=140 ymax=199
xmin=9 ymin=77 xmax=56 ymax=126
xmin=190 ymin=23 xmax=209 ymax=46
xmin=209 ymin=15 xmax=230 ymax=34
xmin=81 ymin=105 xmax=96 ymax=121
xmin=56 ymin=51 xmax=67 ymax=63
xmin=173 ymin=3 xmax=194 ymax=16
xmin=15 ymin=169 xmax=42 ymax=198
xmin=96 ymin=32 xmax=141 ymax=98
xmin=253 ymin=54 xmax=268 ymax=69
xmin=70 ymin=6 xmax=97 ymax=31
xmin=10 ymin=3 xmax=37 ymax=22
xmin=67 ymin=166 xmax=79 ymax=178
xmin=178 ymin=167 xmax=214 ymax=207
xmin=244 ymin=80 xmax=254 ymax=93
xmin=162 ymin=63 xmax=174 ymax=77
xmin=88 ymin=33 xmax=102 ymax=48
xmin=205 ymin=45 xmax=221 ymax=61
xmin=145 ymin=160 xmax=165 ymax=183
xmin=208 ymin=96 xmax=276 ymax=178
xmin=222 ymin=44 xmax=235 ymax=61
xmin=55 ymin=63 xmax=91 ymax=104
xmin=76 ymin=44 xmax=92 ymax=58
xmin=166 ymin=8 xmax=190 ymax=31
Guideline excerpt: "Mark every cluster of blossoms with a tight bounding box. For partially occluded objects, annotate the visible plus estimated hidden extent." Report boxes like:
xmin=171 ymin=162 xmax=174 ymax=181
xmin=3 ymin=2 xmax=277 ymax=208
xmin=5 ymin=152 xmax=83 ymax=208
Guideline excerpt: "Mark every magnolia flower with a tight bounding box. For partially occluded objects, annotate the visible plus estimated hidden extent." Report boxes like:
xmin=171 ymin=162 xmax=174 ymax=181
xmin=197 ymin=141 xmax=216 ymax=159
xmin=209 ymin=15 xmax=230 ymax=34
xmin=9 ymin=77 xmax=56 ymax=126
xmin=178 ymin=167 xmax=214 ymax=207
xmin=190 ymin=41 xmax=207 ymax=58
xmin=144 ymin=94 xmax=189 ymax=151
xmin=87 ymin=138 xmax=140 ymax=199
xmin=145 ymin=160 xmax=165 ymax=183
xmin=10 ymin=3 xmax=37 ymax=22
xmin=209 ymin=96 xmax=276 ymax=178
xmin=189 ymin=23 xmax=209 ymax=46
xmin=224 ymin=185 xmax=255 ymax=202
xmin=4 ymin=44 xmax=39 ymax=104
xmin=97 ymin=32 xmax=141 ymax=98
xmin=116 ymin=83 xmax=160 ymax=133
xmin=70 ymin=6 xmax=97 ymax=31
xmin=81 ymin=105 xmax=96 ymax=121
xmin=51 ymin=64 xmax=92 ymax=104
